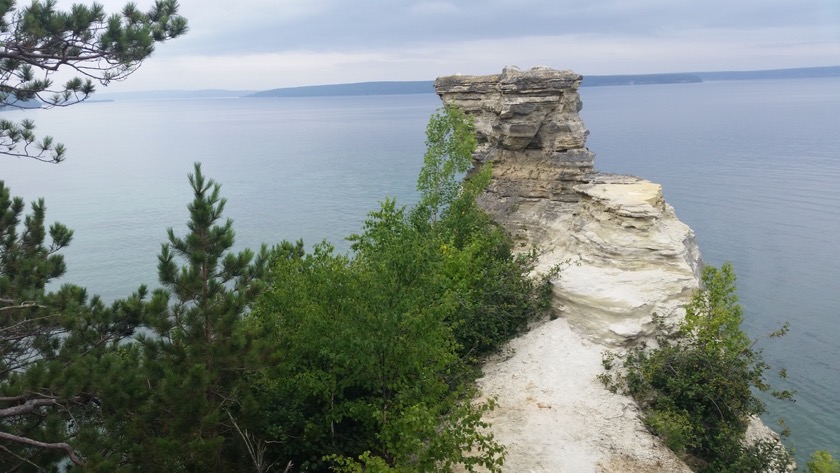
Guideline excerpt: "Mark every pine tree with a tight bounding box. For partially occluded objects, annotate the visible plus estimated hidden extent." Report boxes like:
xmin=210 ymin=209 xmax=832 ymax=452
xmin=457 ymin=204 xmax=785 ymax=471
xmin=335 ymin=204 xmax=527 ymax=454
xmin=134 ymin=163 xmax=271 ymax=471
xmin=0 ymin=180 xmax=150 ymax=469
xmin=0 ymin=0 xmax=188 ymax=162
xmin=0 ymin=2 xmax=188 ymax=464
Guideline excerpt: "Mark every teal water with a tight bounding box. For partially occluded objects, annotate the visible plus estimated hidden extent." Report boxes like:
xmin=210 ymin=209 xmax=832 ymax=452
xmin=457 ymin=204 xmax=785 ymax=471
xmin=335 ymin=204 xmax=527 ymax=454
xmin=2 ymin=94 xmax=439 ymax=301
xmin=581 ymin=78 xmax=840 ymax=464
xmin=2 ymin=78 xmax=838 ymax=463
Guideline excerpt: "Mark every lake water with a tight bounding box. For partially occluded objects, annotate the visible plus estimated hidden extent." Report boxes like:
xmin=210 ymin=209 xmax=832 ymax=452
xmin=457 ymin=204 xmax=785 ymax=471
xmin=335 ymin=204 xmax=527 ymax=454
xmin=581 ymin=78 xmax=840 ymax=464
xmin=2 ymin=77 xmax=838 ymax=464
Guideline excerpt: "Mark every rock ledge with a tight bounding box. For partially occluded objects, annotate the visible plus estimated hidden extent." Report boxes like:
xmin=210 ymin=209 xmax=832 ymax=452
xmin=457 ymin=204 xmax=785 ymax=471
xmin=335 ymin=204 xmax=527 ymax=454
xmin=437 ymin=66 xmax=787 ymax=472
xmin=436 ymin=66 xmax=701 ymax=345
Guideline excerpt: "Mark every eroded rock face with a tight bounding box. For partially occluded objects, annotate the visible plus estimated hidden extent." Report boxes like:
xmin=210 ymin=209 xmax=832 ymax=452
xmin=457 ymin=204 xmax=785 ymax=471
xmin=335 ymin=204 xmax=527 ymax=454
xmin=435 ymin=66 xmax=701 ymax=345
xmin=437 ymin=66 xmax=698 ymax=471
xmin=438 ymin=66 xmax=785 ymax=473
xmin=435 ymin=66 xmax=593 ymax=203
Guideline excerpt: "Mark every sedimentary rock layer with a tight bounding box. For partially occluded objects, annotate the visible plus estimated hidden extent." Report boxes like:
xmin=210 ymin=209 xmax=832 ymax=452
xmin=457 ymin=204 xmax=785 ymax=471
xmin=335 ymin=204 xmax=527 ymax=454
xmin=435 ymin=66 xmax=701 ymax=345
xmin=436 ymin=66 xmax=703 ymax=472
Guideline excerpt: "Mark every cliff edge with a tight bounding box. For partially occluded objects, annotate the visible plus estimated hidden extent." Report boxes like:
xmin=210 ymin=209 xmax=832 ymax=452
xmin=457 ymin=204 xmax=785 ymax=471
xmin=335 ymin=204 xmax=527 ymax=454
xmin=435 ymin=66 xmax=702 ymax=472
xmin=436 ymin=66 xmax=702 ymax=347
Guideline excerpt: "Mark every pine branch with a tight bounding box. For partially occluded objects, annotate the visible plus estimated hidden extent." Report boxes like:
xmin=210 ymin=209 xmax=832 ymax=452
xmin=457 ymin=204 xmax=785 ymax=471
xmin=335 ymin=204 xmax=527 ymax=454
xmin=0 ymin=395 xmax=60 ymax=418
xmin=0 ymin=442 xmax=43 ymax=471
xmin=0 ymin=301 xmax=48 ymax=312
xmin=0 ymin=430 xmax=84 ymax=466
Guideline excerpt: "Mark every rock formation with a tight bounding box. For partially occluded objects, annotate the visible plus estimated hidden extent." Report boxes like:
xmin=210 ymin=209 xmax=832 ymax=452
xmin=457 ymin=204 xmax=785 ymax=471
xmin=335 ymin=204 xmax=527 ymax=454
xmin=435 ymin=66 xmax=701 ymax=346
xmin=436 ymin=66 xmax=786 ymax=472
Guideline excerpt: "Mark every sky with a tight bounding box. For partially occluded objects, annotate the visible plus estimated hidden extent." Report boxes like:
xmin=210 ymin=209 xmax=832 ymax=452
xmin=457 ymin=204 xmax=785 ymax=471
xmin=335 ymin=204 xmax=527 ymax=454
xmin=60 ymin=0 xmax=840 ymax=92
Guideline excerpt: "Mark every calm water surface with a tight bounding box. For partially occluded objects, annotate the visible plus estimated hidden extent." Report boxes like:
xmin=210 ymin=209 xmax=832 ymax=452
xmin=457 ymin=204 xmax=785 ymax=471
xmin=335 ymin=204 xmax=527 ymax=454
xmin=582 ymin=78 xmax=840 ymax=463
xmin=3 ymin=94 xmax=438 ymax=300
xmin=2 ymin=78 xmax=838 ymax=463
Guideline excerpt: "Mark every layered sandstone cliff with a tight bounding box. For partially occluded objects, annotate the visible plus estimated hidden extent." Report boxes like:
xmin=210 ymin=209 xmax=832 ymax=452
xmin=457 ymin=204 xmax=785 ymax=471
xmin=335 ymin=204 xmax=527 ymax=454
xmin=434 ymin=66 xmax=700 ymax=471
xmin=435 ymin=66 xmax=785 ymax=472
xmin=436 ymin=66 xmax=701 ymax=347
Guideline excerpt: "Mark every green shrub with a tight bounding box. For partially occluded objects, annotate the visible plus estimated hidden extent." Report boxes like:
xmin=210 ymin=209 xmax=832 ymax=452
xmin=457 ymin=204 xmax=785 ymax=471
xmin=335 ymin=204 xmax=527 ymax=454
xmin=808 ymin=450 xmax=840 ymax=473
xmin=240 ymin=106 xmax=554 ymax=470
xmin=600 ymin=263 xmax=794 ymax=471
xmin=643 ymin=408 xmax=695 ymax=454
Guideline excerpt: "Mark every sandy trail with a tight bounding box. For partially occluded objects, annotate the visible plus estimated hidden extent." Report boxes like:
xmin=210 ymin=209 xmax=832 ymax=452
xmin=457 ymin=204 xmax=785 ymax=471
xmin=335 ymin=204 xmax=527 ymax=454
xmin=474 ymin=317 xmax=691 ymax=473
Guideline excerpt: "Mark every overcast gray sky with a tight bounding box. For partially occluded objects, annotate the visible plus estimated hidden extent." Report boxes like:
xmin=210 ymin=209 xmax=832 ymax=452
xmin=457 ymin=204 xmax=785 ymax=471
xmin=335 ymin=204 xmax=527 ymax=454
xmin=82 ymin=0 xmax=840 ymax=91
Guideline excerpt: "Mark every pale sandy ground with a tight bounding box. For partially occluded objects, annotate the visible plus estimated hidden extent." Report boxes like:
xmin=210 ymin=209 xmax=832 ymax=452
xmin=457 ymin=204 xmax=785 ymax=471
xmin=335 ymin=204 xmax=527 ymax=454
xmin=473 ymin=317 xmax=692 ymax=473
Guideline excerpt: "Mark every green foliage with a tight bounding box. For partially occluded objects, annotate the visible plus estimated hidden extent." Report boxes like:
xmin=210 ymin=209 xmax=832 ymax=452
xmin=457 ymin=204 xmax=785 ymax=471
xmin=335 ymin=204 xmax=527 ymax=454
xmin=0 ymin=105 xmax=551 ymax=470
xmin=1 ymin=180 xmax=151 ymax=469
xmin=0 ymin=180 xmax=72 ymax=299
xmin=643 ymin=408 xmax=695 ymax=454
xmin=808 ymin=450 xmax=840 ymax=473
xmin=600 ymin=263 xmax=794 ymax=472
xmin=246 ymin=205 xmax=509 ymax=470
xmin=416 ymin=104 xmax=477 ymax=223
xmin=250 ymin=233 xmax=454 ymax=466
xmin=0 ymin=2 xmax=188 ymax=465
xmin=0 ymin=0 xmax=187 ymax=162
xmin=127 ymin=163 xmax=272 ymax=471
xmin=680 ymin=263 xmax=752 ymax=356
xmin=240 ymin=106 xmax=555 ymax=470
xmin=412 ymin=106 xmax=553 ymax=358
xmin=326 ymin=398 xmax=504 ymax=473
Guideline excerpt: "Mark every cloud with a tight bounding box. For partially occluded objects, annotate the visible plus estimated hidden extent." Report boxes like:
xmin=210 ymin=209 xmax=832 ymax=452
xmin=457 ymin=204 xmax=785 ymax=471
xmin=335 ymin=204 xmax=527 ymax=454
xmin=110 ymin=23 xmax=840 ymax=93
xmin=57 ymin=0 xmax=840 ymax=90
xmin=408 ymin=1 xmax=459 ymax=16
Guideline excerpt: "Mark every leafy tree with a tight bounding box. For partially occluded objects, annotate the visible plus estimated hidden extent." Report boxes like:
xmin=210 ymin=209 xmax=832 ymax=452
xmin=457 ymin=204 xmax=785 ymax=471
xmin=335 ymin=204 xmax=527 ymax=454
xmin=415 ymin=105 xmax=476 ymax=224
xmin=1 ymin=180 xmax=149 ymax=469
xmin=808 ymin=450 xmax=840 ymax=473
xmin=0 ymin=0 xmax=187 ymax=162
xmin=243 ymin=106 xmax=554 ymax=471
xmin=247 ymin=205 xmax=506 ymax=472
xmin=413 ymin=106 xmax=555 ymax=359
xmin=600 ymin=263 xmax=794 ymax=472
xmin=679 ymin=263 xmax=752 ymax=356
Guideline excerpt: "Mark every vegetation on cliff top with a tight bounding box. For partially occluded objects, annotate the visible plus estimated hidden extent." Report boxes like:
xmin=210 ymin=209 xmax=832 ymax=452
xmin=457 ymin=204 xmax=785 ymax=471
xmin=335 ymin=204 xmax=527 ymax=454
xmin=600 ymin=263 xmax=796 ymax=472
xmin=0 ymin=105 xmax=554 ymax=470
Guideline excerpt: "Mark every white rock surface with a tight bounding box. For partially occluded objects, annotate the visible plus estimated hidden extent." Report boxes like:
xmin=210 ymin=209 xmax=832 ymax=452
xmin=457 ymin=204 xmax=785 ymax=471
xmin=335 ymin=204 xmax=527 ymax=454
xmin=436 ymin=67 xmax=780 ymax=472
xmin=436 ymin=68 xmax=702 ymax=346
xmin=475 ymin=318 xmax=691 ymax=472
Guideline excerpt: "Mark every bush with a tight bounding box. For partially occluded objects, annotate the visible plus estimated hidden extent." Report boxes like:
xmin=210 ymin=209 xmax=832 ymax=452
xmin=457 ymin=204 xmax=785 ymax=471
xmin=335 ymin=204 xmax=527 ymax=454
xmin=643 ymin=408 xmax=695 ymax=454
xmin=600 ymin=263 xmax=794 ymax=471
xmin=808 ymin=451 xmax=840 ymax=473
xmin=239 ymin=107 xmax=553 ymax=470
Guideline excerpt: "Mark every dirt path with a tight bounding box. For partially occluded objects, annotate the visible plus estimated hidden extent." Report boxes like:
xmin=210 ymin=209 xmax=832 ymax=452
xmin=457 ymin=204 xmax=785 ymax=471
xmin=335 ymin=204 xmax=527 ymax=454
xmin=474 ymin=318 xmax=691 ymax=473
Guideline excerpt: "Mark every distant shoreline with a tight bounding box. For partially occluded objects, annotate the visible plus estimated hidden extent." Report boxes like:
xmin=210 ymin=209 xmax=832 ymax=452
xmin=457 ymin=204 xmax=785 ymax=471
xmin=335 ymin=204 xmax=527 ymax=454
xmin=244 ymin=65 xmax=840 ymax=98
xmin=92 ymin=66 xmax=840 ymax=101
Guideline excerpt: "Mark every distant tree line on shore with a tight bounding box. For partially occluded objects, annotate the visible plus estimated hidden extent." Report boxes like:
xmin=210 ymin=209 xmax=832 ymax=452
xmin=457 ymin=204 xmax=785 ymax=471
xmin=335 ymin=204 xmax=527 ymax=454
xmin=244 ymin=65 xmax=840 ymax=98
